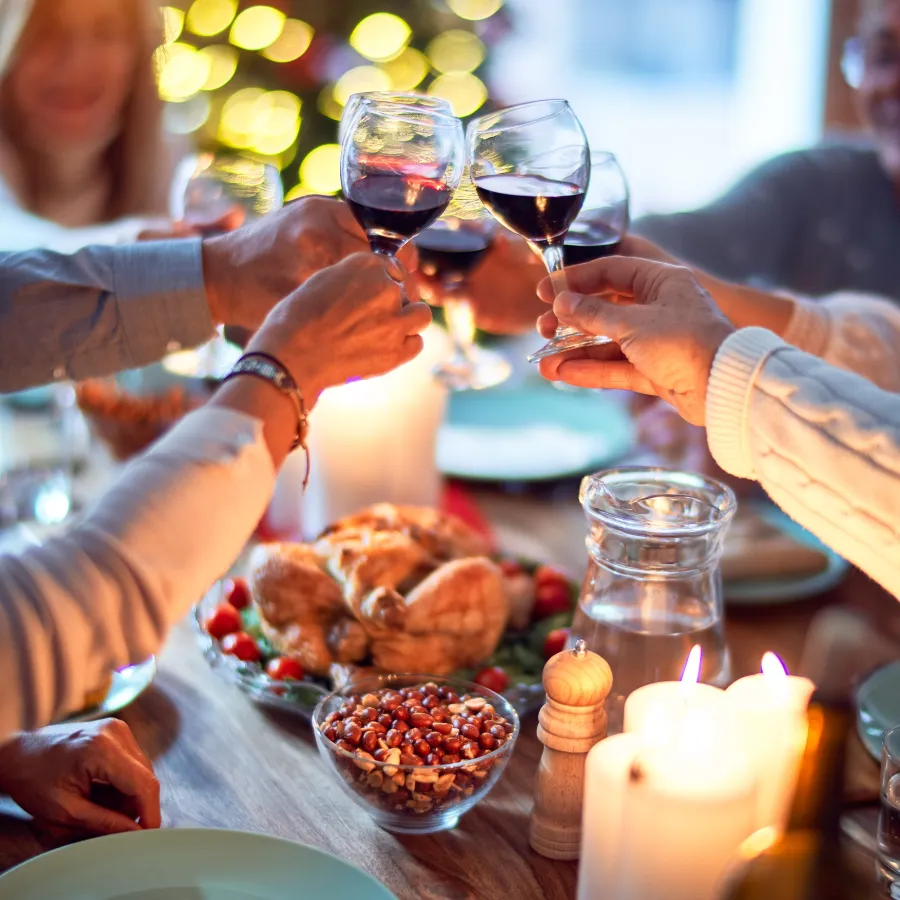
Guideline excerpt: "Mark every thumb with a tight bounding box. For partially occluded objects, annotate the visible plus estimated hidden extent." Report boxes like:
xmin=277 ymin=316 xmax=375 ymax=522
xmin=553 ymin=291 xmax=630 ymax=340
xmin=60 ymin=794 xmax=144 ymax=835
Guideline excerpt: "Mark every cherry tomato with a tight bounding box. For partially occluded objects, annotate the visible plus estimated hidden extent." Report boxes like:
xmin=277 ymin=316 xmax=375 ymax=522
xmin=221 ymin=631 xmax=261 ymax=663
xmin=533 ymin=582 xmax=572 ymax=620
xmin=543 ymin=627 xmax=571 ymax=659
xmin=534 ymin=565 xmax=569 ymax=588
xmin=266 ymin=657 xmax=305 ymax=682
xmin=499 ymin=559 xmax=525 ymax=577
xmin=225 ymin=577 xmax=251 ymax=610
xmin=204 ymin=603 xmax=243 ymax=640
xmin=474 ymin=666 xmax=509 ymax=694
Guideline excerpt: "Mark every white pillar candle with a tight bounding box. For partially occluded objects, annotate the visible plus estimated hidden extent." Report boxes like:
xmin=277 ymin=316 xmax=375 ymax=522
xmin=299 ymin=325 xmax=450 ymax=537
xmin=724 ymin=652 xmax=814 ymax=830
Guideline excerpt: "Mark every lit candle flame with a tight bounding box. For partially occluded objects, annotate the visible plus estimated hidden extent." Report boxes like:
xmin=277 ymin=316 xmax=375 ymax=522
xmin=680 ymin=645 xmax=702 ymax=685
xmin=761 ymin=651 xmax=788 ymax=679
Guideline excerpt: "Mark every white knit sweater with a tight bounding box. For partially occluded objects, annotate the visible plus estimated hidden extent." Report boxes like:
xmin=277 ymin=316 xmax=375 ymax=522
xmin=707 ymin=292 xmax=900 ymax=598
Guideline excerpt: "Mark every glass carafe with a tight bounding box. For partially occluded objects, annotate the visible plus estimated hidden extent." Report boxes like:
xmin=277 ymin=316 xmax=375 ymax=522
xmin=572 ymin=467 xmax=737 ymax=733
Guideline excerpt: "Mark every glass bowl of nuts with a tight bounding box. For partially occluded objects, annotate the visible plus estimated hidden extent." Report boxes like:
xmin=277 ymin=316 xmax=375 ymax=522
xmin=313 ymin=674 xmax=520 ymax=834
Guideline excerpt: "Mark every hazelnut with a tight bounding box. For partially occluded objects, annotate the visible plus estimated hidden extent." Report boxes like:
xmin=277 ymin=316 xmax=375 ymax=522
xmin=366 ymin=722 xmax=387 ymax=735
xmin=409 ymin=712 xmax=434 ymax=729
xmin=415 ymin=739 xmax=431 ymax=757
xmin=373 ymin=748 xmax=388 ymax=763
xmin=432 ymin=722 xmax=452 ymax=735
xmin=400 ymin=753 xmax=424 ymax=766
xmin=377 ymin=713 xmax=393 ymax=728
xmin=361 ymin=731 xmax=379 ymax=752
xmin=489 ymin=725 xmax=506 ymax=740
xmin=479 ymin=733 xmax=496 ymax=750
xmin=442 ymin=736 xmax=462 ymax=754
xmin=344 ymin=723 xmax=363 ymax=746
xmin=460 ymin=724 xmax=480 ymax=741
xmin=323 ymin=726 xmax=337 ymax=743
xmin=393 ymin=707 xmax=410 ymax=723
xmin=385 ymin=729 xmax=403 ymax=749
xmin=461 ymin=741 xmax=479 ymax=760
xmin=422 ymin=695 xmax=439 ymax=710
xmin=392 ymin=720 xmax=409 ymax=734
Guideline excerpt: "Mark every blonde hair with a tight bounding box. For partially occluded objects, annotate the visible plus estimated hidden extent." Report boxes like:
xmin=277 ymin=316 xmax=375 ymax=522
xmin=0 ymin=0 xmax=170 ymax=219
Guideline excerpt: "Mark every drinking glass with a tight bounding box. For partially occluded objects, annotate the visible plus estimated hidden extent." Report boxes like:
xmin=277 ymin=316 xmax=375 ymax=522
xmin=339 ymin=92 xmax=453 ymax=146
xmin=572 ymin=467 xmax=736 ymax=732
xmin=341 ymin=104 xmax=465 ymax=278
xmin=878 ymin=725 xmax=900 ymax=894
xmin=466 ymin=99 xmax=599 ymax=362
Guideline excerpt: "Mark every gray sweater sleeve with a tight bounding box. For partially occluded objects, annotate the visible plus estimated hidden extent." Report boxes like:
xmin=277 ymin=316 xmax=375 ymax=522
xmin=634 ymin=151 xmax=815 ymax=285
xmin=0 ymin=239 xmax=215 ymax=392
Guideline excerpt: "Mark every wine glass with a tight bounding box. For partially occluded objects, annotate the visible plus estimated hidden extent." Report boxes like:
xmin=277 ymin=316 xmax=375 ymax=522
xmin=339 ymin=92 xmax=453 ymax=146
xmin=416 ymin=212 xmax=511 ymax=391
xmin=170 ymin=153 xmax=283 ymax=236
xmin=563 ymin=151 xmax=630 ymax=265
xmin=341 ymin=104 xmax=465 ymax=279
xmin=466 ymin=99 xmax=604 ymax=362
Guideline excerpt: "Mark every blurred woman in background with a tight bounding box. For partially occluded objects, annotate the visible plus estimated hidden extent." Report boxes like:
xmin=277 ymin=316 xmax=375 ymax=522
xmin=0 ymin=0 xmax=174 ymax=251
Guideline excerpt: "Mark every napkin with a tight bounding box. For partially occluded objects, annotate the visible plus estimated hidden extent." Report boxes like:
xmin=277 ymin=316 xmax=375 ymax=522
xmin=721 ymin=507 xmax=829 ymax=582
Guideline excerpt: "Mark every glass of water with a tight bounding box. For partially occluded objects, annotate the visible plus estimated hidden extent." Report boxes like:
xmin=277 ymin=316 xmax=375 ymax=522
xmin=879 ymin=725 xmax=900 ymax=895
xmin=571 ymin=467 xmax=737 ymax=733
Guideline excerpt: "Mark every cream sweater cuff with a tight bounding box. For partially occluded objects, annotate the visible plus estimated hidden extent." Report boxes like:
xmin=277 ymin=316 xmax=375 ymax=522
xmin=782 ymin=296 xmax=831 ymax=356
xmin=706 ymin=327 xmax=786 ymax=479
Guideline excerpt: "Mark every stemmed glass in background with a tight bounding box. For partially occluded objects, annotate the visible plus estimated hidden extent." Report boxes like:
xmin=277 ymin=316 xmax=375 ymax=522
xmin=340 ymin=102 xmax=465 ymax=278
xmin=339 ymin=92 xmax=453 ymax=147
xmin=466 ymin=99 xmax=602 ymax=363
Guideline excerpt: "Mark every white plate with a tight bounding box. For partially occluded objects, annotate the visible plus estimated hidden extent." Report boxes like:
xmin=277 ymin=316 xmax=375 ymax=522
xmin=437 ymin=376 xmax=634 ymax=482
xmin=857 ymin=660 xmax=900 ymax=760
xmin=0 ymin=828 xmax=398 ymax=900
xmin=724 ymin=506 xmax=850 ymax=606
xmin=62 ymin=657 xmax=157 ymax=724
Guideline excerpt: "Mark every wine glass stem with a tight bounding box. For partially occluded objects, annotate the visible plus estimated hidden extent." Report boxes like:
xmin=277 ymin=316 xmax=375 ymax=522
xmin=540 ymin=241 xmax=579 ymax=341
xmin=443 ymin=292 xmax=476 ymax=362
xmin=372 ymin=247 xmax=410 ymax=305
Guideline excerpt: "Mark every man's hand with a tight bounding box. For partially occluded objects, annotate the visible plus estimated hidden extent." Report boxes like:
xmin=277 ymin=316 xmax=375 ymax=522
xmin=0 ymin=719 xmax=161 ymax=842
xmin=201 ymin=196 xmax=370 ymax=330
xmin=535 ymin=257 xmax=735 ymax=425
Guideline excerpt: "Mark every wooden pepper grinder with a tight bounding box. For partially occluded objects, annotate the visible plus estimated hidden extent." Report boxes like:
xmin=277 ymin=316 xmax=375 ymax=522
xmin=529 ymin=639 xmax=612 ymax=860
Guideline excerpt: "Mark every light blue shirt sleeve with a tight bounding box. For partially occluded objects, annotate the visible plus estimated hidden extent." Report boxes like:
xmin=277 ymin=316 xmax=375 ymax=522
xmin=0 ymin=239 xmax=214 ymax=392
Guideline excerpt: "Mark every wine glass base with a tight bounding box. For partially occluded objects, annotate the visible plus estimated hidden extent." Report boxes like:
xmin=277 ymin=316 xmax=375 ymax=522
xmin=433 ymin=347 xmax=511 ymax=392
xmin=527 ymin=332 xmax=613 ymax=363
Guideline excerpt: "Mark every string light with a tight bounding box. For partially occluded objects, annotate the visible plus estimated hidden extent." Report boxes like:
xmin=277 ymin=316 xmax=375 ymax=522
xmin=299 ymin=144 xmax=342 ymax=194
xmin=428 ymin=72 xmax=487 ymax=116
xmin=426 ymin=30 xmax=486 ymax=74
xmin=349 ymin=13 xmax=411 ymax=62
xmin=198 ymin=45 xmax=238 ymax=91
xmin=446 ymin=0 xmax=503 ymax=20
xmin=230 ymin=6 xmax=285 ymax=51
xmin=157 ymin=42 xmax=211 ymax=102
xmin=318 ymin=86 xmax=344 ymax=121
xmin=333 ymin=66 xmax=391 ymax=106
xmin=161 ymin=7 xmax=184 ymax=43
xmin=262 ymin=19 xmax=314 ymax=63
xmin=186 ymin=0 xmax=237 ymax=37
xmin=378 ymin=47 xmax=429 ymax=91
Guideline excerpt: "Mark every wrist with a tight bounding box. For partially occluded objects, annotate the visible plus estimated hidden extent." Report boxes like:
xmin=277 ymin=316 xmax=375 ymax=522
xmin=0 ymin=734 xmax=23 ymax=787
xmin=247 ymin=334 xmax=323 ymax=409
xmin=201 ymin=235 xmax=232 ymax=327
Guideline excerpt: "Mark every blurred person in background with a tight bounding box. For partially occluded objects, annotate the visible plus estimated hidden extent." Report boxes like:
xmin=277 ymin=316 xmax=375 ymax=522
xmin=0 ymin=0 xmax=177 ymax=252
xmin=634 ymin=0 xmax=900 ymax=302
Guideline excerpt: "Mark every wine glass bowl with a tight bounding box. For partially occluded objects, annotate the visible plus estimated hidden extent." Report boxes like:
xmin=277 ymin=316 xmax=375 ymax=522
xmin=339 ymin=92 xmax=453 ymax=146
xmin=341 ymin=105 xmax=465 ymax=261
xmin=466 ymin=99 xmax=612 ymax=362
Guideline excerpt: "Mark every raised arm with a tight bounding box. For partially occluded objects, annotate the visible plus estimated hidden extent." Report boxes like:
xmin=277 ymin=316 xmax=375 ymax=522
xmin=0 ymin=253 xmax=432 ymax=739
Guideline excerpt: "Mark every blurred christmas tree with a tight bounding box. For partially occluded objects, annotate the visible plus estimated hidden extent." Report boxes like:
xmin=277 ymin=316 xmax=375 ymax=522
xmin=157 ymin=0 xmax=511 ymax=198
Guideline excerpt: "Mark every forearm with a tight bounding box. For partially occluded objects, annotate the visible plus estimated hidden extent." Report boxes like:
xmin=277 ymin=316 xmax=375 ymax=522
xmin=707 ymin=328 xmax=900 ymax=599
xmin=0 ymin=240 xmax=214 ymax=391
xmin=0 ymin=404 xmax=276 ymax=739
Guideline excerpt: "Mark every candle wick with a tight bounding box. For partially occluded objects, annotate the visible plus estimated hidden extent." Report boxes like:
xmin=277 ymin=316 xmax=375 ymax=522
xmin=574 ymin=639 xmax=587 ymax=658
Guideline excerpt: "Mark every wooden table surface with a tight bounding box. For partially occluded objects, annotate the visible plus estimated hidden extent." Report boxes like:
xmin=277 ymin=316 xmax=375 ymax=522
xmin=0 ymin=487 xmax=898 ymax=899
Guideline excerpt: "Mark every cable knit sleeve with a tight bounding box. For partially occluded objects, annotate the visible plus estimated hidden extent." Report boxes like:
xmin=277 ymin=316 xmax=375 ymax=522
xmin=707 ymin=327 xmax=900 ymax=599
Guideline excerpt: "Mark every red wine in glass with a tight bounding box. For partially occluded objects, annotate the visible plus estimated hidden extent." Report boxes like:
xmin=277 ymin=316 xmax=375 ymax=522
xmin=415 ymin=226 xmax=493 ymax=282
xmin=562 ymin=219 xmax=622 ymax=266
xmin=345 ymin=174 xmax=452 ymax=256
xmin=474 ymin=174 xmax=585 ymax=246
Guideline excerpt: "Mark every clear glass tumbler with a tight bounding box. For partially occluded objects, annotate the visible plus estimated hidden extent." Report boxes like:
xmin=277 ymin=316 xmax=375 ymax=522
xmin=878 ymin=725 xmax=900 ymax=895
xmin=571 ymin=467 xmax=737 ymax=732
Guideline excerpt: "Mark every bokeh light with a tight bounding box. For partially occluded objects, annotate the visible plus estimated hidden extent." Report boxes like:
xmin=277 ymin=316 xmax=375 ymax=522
xmin=318 ymin=87 xmax=344 ymax=121
xmin=161 ymin=7 xmax=184 ymax=43
xmin=164 ymin=93 xmax=212 ymax=135
xmin=446 ymin=0 xmax=503 ymax=21
xmin=299 ymin=144 xmax=342 ymax=194
xmin=378 ymin=47 xmax=429 ymax=91
xmin=262 ymin=19 xmax=314 ymax=62
xmin=218 ymin=88 xmax=301 ymax=155
xmin=285 ymin=183 xmax=317 ymax=202
xmin=334 ymin=66 xmax=392 ymax=106
xmin=230 ymin=6 xmax=285 ymax=51
xmin=198 ymin=45 xmax=238 ymax=91
xmin=426 ymin=30 xmax=485 ymax=74
xmin=349 ymin=13 xmax=411 ymax=63
xmin=428 ymin=72 xmax=487 ymax=116
xmin=157 ymin=43 xmax=212 ymax=102
xmin=186 ymin=0 xmax=237 ymax=37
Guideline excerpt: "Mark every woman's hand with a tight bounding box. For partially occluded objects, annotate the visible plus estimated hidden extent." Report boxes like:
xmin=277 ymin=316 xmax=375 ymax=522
xmin=250 ymin=252 xmax=432 ymax=403
xmin=536 ymin=256 xmax=735 ymax=425
xmin=0 ymin=719 xmax=160 ymax=842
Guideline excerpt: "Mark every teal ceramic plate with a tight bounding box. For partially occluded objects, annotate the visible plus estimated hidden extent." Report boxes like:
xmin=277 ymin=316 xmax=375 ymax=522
xmin=724 ymin=506 xmax=850 ymax=606
xmin=437 ymin=377 xmax=634 ymax=481
xmin=62 ymin=657 xmax=157 ymax=724
xmin=857 ymin=660 xmax=900 ymax=761
xmin=0 ymin=828 xmax=398 ymax=900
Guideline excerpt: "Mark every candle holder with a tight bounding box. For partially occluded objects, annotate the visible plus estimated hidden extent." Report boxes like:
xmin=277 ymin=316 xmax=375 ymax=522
xmin=530 ymin=639 xmax=612 ymax=860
